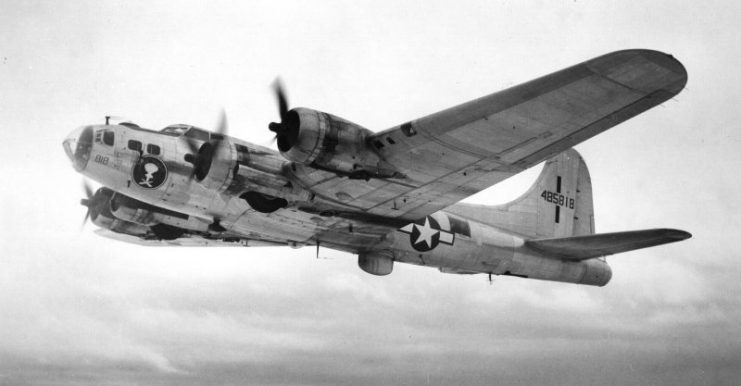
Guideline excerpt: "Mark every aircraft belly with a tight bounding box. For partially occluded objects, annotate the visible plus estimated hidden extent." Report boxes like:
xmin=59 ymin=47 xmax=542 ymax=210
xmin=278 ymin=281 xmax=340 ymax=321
xmin=510 ymin=250 xmax=612 ymax=286
xmin=228 ymin=208 xmax=320 ymax=244
xmin=391 ymin=237 xmax=516 ymax=273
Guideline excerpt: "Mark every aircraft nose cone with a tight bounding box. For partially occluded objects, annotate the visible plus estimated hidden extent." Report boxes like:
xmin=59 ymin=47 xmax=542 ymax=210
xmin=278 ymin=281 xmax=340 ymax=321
xmin=63 ymin=126 xmax=94 ymax=171
xmin=62 ymin=137 xmax=74 ymax=162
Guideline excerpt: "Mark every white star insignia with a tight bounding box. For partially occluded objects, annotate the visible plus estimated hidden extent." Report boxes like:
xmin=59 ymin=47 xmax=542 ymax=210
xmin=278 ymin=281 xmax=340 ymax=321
xmin=413 ymin=217 xmax=438 ymax=248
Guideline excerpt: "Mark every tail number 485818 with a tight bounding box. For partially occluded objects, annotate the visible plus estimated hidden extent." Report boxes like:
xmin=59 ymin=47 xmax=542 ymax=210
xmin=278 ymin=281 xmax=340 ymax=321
xmin=541 ymin=190 xmax=574 ymax=209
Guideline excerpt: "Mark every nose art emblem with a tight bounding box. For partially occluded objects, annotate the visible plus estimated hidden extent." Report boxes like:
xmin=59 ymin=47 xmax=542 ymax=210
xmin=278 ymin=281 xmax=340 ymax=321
xmin=132 ymin=156 xmax=167 ymax=189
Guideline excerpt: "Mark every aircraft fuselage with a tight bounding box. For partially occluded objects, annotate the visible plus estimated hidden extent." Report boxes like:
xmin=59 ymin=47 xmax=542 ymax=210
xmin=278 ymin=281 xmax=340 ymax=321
xmin=64 ymin=122 xmax=610 ymax=285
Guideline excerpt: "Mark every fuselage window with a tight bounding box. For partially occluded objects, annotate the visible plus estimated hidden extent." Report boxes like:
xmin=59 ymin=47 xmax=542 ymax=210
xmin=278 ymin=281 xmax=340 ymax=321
xmin=128 ymin=140 xmax=142 ymax=152
xmin=103 ymin=131 xmax=115 ymax=146
xmin=147 ymin=144 xmax=161 ymax=155
xmin=448 ymin=215 xmax=472 ymax=237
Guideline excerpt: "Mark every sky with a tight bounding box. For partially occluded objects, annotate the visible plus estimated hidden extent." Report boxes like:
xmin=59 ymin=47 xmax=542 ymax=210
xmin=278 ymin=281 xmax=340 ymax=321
xmin=1 ymin=0 xmax=740 ymax=384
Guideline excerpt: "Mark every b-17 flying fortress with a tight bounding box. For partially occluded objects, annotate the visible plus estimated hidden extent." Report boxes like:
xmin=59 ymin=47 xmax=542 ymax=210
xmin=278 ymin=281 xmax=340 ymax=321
xmin=64 ymin=49 xmax=690 ymax=286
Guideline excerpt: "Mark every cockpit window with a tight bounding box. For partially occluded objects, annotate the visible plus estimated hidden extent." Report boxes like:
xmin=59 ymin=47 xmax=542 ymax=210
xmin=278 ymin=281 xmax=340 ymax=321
xmin=103 ymin=130 xmax=115 ymax=146
xmin=184 ymin=127 xmax=210 ymax=142
xmin=160 ymin=125 xmax=190 ymax=137
xmin=160 ymin=124 xmax=211 ymax=141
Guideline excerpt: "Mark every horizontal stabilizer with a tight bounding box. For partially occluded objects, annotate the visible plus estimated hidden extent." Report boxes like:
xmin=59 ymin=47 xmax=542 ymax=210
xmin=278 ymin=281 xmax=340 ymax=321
xmin=526 ymin=229 xmax=691 ymax=260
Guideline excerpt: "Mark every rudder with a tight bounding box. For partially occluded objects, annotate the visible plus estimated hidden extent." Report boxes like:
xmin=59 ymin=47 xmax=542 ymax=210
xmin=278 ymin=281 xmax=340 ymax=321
xmin=531 ymin=149 xmax=595 ymax=238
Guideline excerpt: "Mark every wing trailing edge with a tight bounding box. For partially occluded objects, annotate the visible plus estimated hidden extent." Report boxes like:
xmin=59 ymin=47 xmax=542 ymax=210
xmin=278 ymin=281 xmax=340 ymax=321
xmin=525 ymin=229 xmax=691 ymax=261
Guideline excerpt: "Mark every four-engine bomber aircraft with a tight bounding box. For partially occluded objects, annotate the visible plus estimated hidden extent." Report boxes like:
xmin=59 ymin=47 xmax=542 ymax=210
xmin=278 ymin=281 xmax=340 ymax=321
xmin=64 ymin=49 xmax=691 ymax=286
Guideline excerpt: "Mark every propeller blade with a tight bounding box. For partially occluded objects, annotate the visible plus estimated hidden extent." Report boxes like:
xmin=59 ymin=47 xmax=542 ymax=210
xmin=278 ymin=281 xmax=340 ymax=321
xmin=215 ymin=108 xmax=228 ymax=136
xmin=81 ymin=208 xmax=91 ymax=229
xmin=185 ymin=109 xmax=229 ymax=181
xmin=80 ymin=180 xmax=94 ymax=229
xmin=272 ymin=78 xmax=289 ymax=123
xmin=183 ymin=137 xmax=200 ymax=156
xmin=269 ymin=78 xmax=292 ymax=146
xmin=82 ymin=180 xmax=93 ymax=199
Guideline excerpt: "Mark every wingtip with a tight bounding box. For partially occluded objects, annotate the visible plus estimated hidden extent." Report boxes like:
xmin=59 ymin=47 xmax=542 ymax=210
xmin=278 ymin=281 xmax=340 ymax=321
xmin=608 ymin=49 xmax=687 ymax=78
xmin=588 ymin=49 xmax=688 ymax=95
xmin=639 ymin=49 xmax=688 ymax=92
xmin=630 ymin=48 xmax=685 ymax=67
xmin=662 ymin=228 xmax=692 ymax=241
xmin=677 ymin=230 xmax=692 ymax=240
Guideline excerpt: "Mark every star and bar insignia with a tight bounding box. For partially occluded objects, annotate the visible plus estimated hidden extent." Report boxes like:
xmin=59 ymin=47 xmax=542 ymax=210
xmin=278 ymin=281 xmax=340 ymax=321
xmin=399 ymin=216 xmax=454 ymax=252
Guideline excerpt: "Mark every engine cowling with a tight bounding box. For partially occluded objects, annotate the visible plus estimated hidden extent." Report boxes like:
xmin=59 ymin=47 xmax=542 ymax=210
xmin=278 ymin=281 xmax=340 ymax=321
xmin=194 ymin=138 xmax=237 ymax=192
xmin=84 ymin=187 xmax=193 ymax=240
xmin=276 ymin=108 xmax=398 ymax=179
xmin=110 ymin=193 xmax=158 ymax=225
xmin=109 ymin=193 xmax=208 ymax=232
xmin=87 ymin=188 xmax=150 ymax=237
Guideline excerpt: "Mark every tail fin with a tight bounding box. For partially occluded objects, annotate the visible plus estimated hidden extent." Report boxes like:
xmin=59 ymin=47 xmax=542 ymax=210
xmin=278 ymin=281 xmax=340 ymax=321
xmin=449 ymin=149 xmax=594 ymax=238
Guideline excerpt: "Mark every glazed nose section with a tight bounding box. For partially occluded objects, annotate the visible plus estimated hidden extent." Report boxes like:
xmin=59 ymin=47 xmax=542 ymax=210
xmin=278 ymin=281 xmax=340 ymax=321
xmin=63 ymin=126 xmax=94 ymax=171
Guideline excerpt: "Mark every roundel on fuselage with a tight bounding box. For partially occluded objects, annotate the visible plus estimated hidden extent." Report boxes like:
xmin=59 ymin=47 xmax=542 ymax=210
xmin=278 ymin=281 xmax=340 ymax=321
xmin=398 ymin=215 xmax=455 ymax=252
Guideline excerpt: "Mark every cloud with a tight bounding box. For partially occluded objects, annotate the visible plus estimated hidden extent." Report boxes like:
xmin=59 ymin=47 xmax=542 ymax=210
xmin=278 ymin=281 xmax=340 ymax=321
xmin=2 ymin=240 xmax=741 ymax=385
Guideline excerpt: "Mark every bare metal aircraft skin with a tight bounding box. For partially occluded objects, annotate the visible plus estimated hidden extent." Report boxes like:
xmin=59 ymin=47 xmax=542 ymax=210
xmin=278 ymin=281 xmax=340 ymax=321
xmin=64 ymin=49 xmax=691 ymax=286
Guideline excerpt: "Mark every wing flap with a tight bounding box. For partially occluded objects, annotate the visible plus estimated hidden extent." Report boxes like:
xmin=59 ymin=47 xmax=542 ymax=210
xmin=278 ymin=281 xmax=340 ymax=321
xmin=525 ymin=229 xmax=691 ymax=260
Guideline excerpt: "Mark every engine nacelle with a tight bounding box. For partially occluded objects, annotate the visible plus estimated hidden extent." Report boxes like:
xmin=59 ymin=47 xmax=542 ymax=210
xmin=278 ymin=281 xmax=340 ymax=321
xmin=110 ymin=193 xmax=158 ymax=225
xmin=277 ymin=108 xmax=398 ymax=179
xmin=92 ymin=211 xmax=151 ymax=237
xmin=195 ymin=138 xmax=237 ymax=192
xmin=109 ymin=193 xmax=208 ymax=232
xmin=88 ymin=189 xmax=150 ymax=237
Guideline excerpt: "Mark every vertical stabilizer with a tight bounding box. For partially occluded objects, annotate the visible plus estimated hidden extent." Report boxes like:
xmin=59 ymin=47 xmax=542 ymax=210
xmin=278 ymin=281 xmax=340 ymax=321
xmin=448 ymin=149 xmax=595 ymax=238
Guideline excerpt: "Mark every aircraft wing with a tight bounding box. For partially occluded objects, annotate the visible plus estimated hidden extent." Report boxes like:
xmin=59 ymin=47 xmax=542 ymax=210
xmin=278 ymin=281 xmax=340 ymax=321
xmin=295 ymin=49 xmax=687 ymax=221
xmin=525 ymin=229 xmax=692 ymax=260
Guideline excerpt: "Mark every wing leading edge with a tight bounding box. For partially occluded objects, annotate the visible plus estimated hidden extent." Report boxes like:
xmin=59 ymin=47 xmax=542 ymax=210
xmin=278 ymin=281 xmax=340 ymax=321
xmin=292 ymin=49 xmax=687 ymax=221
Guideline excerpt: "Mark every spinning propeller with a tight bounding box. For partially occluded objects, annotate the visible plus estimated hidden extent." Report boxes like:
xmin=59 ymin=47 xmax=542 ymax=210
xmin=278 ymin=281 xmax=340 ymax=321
xmin=268 ymin=79 xmax=298 ymax=152
xmin=183 ymin=110 xmax=228 ymax=181
xmin=80 ymin=179 xmax=94 ymax=227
